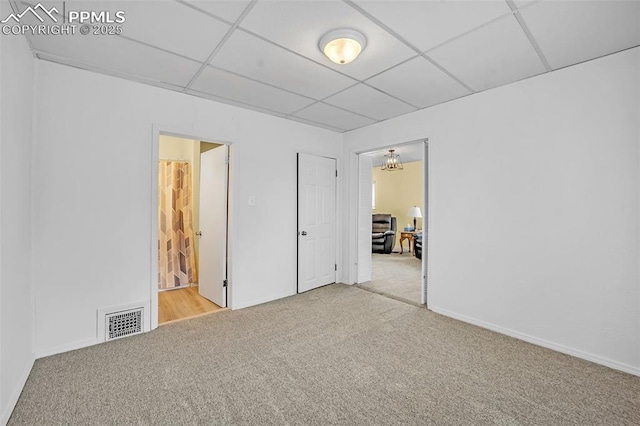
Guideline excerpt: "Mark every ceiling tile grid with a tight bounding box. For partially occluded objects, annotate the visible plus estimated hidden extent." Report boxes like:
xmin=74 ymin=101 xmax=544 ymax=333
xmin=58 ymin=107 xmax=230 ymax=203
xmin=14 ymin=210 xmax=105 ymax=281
xmin=238 ymin=0 xmax=416 ymax=81
xmin=350 ymin=0 xmax=513 ymax=53
xmin=181 ymin=0 xmax=253 ymax=24
xmin=518 ymin=0 xmax=640 ymax=70
xmin=427 ymin=13 xmax=548 ymax=92
xmin=12 ymin=0 xmax=640 ymax=133
xmin=209 ymin=28 xmax=357 ymax=99
xmin=189 ymin=65 xmax=316 ymax=115
xmin=365 ymin=56 xmax=472 ymax=109
xmin=323 ymin=83 xmax=416 ymax=121
xmin=292 ymin=101 xmax=377 ymax=131
xmin=29 ymin=28 xmax=203 ymax=87
xmin=103 ymin=0 xmax=231 ymax=62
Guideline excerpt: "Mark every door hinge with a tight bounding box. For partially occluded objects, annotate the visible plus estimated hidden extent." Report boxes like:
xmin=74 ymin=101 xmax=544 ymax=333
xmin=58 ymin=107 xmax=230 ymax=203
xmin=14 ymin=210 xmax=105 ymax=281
xmin=335 ymin=264 xmax=337 ymax=271
xmin=335 ymin=170 xmax=338 ymax=177
xmin=223 ymin=279 xmax=228 ymax=287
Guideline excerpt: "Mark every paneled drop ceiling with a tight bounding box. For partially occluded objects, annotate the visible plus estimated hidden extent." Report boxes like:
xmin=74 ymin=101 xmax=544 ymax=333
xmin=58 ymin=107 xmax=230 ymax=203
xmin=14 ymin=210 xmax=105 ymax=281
xmin=10 ymin=0 xmax=640 ymax=132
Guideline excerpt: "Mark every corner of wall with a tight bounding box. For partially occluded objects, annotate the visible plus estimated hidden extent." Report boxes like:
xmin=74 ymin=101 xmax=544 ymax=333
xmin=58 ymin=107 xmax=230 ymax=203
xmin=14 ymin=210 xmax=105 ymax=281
xmin=0 ymin=357 xmax=34 ymax=426
xmin=0 ymin=23 xmax=36 ymax=424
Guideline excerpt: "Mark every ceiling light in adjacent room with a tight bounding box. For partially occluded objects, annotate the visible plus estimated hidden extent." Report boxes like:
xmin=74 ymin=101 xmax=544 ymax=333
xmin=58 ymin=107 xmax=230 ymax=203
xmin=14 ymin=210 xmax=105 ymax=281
xmin=319 ymin=29 xmax=367 ymax=65
xmin=381 ymin=149 xmax=403 ymax=171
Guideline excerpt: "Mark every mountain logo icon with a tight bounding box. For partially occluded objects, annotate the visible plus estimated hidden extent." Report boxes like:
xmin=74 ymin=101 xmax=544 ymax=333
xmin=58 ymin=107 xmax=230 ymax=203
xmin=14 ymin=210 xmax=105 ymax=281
xmin=1 ymin=3 xmax=59 ymax=24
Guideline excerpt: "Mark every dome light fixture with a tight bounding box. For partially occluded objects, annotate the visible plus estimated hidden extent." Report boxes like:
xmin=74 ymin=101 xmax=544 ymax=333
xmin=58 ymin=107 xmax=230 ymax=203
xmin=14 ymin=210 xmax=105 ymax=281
xmin=319 ymin=29 xmax=367 ymax=65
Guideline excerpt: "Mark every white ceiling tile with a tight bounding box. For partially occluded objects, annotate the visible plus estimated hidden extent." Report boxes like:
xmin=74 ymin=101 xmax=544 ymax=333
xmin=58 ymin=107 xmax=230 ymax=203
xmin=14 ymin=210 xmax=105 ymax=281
xmin=30 ymin=33 xmax=201 ymax=87
xmin=428 ymin=14 xmax=547 ymax=92
xmin=182 ymin=0 xmax=252 ymax=23
xmin=512 ymin=0 xmax=540 ymax=8
xmin=293 ymin=102 xmax=376 ymax=131
xmin=189 ymin=66 xmax=315 ymax=114
xmin=53 ymin=1 xmax=231 ymax=62
xmin=285 ymin=116 xmax=344 ymax=133
xmin=519 ymin=0 xmax=640 ymax=70
xmin=366 ymin=57 xmax=471 ymax=109
xmin=352 ymin=0 xmax=512 ymax=52
xmin=186 ymin=89 xmax=288 ymax=118
xmin=210 ymin=29 xmax=356 ymax=99
xmin=324 ymin=84 xmax=416 ymax=120
xmin=12 ymin=0 xmax=639 ymax=133
xmin=239 ymin=0 xmax=415 ymax=80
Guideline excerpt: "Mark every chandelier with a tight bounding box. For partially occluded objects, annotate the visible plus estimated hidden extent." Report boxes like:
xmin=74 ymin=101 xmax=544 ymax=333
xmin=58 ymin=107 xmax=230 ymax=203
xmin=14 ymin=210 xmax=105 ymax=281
xmin=381 ymin=149 xmax=403 ymax=171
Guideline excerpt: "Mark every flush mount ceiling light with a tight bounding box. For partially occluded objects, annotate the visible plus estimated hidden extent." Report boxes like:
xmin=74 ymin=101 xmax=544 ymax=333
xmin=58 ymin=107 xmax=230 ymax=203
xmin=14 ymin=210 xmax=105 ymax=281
xmin=319 ymin=29 xmax=367 ymax=65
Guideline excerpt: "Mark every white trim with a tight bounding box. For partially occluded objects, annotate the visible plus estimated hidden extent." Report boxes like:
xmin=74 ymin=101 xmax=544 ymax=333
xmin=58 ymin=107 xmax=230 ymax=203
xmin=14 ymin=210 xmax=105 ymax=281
xmin=0 ymin=356 xmax=34 ymax=426
xmin=35 ymin=338 xmax=99 ymax=359
xmin=430 ymin=305 xmax=640 ymax=377
xmin=151 ymin=125 xmax=161 ymax=330
xmin=351 ymin=138 xmax=429 ymax=302
xmin=352 ymin=135 xmax=429 ymax=156
xmin=422 ymin=139 xmax=429 ymax=307
xmin=232 ymin=290 xmax=295 ymax=310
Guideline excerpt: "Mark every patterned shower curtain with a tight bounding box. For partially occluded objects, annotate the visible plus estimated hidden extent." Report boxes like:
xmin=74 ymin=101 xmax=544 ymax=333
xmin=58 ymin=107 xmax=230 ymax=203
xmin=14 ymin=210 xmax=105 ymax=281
xmin=158 ymin=161 xmax=198 ymax=289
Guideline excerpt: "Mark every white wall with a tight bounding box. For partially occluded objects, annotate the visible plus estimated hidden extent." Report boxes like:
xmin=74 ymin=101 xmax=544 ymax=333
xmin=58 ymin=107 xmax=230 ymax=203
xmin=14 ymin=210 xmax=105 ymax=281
xmin=31 ymin=60 xmax=341 ymax=356
xmin=343 ymin=48 xmax=640 ymax=375
xmin=0 ymin=3 xmax=36 ymax=422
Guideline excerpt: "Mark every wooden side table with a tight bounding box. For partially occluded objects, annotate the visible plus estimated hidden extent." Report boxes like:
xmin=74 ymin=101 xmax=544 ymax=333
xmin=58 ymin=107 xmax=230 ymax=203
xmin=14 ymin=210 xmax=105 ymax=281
xmin=399 ymin=231 xmax=415 ymax=254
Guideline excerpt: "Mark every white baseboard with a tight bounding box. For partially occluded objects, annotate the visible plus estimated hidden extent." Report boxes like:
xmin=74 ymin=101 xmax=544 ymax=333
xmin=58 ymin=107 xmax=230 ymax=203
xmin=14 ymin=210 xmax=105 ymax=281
xmin=430 ymin=306 xmax=640 ymax=377
xmin=231 ymin=290 xmax=296 ymax=310
xmin=35 ymin=337 xmax=99 ymax=359
xmin=1 ymin=356 xmax=34 ymax=426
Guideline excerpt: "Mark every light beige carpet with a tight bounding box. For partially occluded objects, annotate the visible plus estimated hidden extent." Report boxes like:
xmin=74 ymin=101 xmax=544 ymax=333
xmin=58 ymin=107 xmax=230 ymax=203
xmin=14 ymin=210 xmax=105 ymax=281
xmin=9 ymin=284 xmax=640 ymax=425
xmin=358 ymin=252 xmax=423 ymax=305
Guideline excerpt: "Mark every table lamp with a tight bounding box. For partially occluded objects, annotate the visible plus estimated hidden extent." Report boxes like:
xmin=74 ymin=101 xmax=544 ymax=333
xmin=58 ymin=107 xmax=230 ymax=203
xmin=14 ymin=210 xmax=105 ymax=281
xmin=407 ymin=206 xmax=422 ymax=230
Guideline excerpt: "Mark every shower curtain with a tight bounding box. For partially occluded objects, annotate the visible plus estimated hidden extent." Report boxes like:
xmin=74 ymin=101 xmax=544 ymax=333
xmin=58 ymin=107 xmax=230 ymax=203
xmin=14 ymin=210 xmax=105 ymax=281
xmin=158 ymin=161 xmax=198 ymax=289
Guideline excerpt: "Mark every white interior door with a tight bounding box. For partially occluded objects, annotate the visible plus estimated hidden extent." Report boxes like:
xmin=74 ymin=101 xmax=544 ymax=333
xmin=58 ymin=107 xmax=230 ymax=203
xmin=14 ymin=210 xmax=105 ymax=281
xmin=297 ymin=153 xmax=336 ymax=293
xmin=198 ymin=145 xmax=228 ymax=307
xmin=357 ymin=155 xmax=373 ymax=283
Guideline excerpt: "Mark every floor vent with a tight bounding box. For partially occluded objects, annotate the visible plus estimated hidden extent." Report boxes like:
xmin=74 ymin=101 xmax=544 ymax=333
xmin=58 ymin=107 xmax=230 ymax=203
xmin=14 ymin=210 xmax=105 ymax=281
xmin=105 ymin=308 xmax=143 ymax=341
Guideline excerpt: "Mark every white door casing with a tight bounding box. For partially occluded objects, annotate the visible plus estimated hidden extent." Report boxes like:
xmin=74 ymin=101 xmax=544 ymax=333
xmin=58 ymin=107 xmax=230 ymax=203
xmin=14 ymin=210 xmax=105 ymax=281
xmin=422 ymin=140 xmax=428 ymax=305
xmin=357 ymin=154 xmax=373 ymax=283
xmin=297 ymin=153 xmax=337 ymax=293
xmin=198 ymin=145 xmax=228 ymax=307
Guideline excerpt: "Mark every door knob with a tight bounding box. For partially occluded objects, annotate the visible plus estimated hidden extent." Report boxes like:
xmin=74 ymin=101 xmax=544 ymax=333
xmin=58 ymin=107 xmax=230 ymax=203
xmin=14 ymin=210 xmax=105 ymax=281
xmin=301 ymin=231 xmax=307 ymax=236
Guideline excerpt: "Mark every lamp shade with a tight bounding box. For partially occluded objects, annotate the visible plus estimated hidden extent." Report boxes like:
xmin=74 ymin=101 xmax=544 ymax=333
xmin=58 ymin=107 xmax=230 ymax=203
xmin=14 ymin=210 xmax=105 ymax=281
xmin=407 ymin=206 xmax=422 ymax=218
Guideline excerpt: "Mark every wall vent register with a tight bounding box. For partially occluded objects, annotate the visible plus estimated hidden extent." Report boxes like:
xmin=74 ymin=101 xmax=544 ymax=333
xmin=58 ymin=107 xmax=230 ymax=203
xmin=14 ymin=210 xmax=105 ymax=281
xmin=105 ymin=308 xmax=143 ymax=341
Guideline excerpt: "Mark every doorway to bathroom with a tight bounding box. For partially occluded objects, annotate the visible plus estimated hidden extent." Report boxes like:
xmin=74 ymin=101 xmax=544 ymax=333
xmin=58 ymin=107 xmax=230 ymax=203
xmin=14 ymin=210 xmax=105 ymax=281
xmin=156 ymin=134 xmax=229 ymax=324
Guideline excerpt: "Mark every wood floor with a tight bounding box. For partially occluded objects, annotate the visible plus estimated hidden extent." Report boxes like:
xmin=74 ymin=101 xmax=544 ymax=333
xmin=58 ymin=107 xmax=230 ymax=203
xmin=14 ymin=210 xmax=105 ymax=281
xmin=158 ymin=286 xmax=224 ymax=325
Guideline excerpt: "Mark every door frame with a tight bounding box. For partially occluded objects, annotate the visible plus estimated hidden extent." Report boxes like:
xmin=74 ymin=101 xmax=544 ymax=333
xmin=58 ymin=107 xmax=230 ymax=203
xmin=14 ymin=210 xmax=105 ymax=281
xmin=150 ymin=125 xmax=235 ymax=330
xmin=296 ymin=152 xmax=339 ymax=293
xmin=352 ymin=138 xmax=429 ymax=306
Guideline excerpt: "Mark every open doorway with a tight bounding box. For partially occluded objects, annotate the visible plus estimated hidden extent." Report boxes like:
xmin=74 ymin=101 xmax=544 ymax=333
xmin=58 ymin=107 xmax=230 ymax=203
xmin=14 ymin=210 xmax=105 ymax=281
xmin=156 ymin=135 xmax=229 ymax=324
xmin=355 ymin=141 xmax=427 ymax=307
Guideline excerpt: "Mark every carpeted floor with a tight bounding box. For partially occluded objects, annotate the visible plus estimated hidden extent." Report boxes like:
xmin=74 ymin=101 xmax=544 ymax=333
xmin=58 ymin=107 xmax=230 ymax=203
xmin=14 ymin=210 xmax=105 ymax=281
xmin=358 ymin=252 xmax=422 ymax=305
xmin=9 ymin=284 xmax=640 ymax=425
